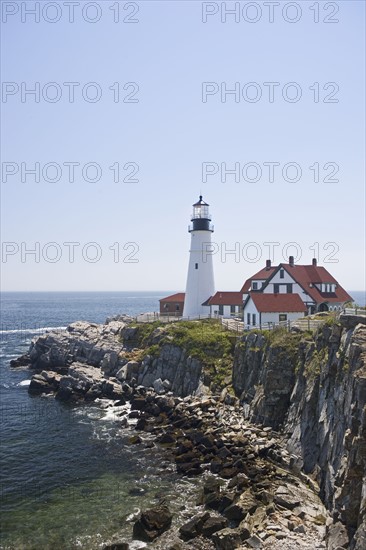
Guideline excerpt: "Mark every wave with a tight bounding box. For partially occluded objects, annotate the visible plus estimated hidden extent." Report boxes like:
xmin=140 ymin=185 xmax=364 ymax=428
xmin=18 ymin=380 xmax=31 ymax=387
xmin=0 ymin=326 xmax=67 ymax=335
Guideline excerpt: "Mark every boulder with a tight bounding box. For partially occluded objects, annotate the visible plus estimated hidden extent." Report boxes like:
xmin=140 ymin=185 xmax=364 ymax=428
xmin=211 ymin=528 xmax=242 ymax=549
xmin=274 ymin=486 xmax=301 ymax=510
xmin=153 ymin=378 xmax=165 ymax=394
xmin=102 ymin=542 xmax=129 ymax=550
xmin=223 ymin=490 xmax=258 ymax=521
xmin=179 ymin=511 xmax=210 ymax=540
xmin=201 ymin=516 xmax=228 ymax=537
xmin=326 ymin=522 xmax=349 ymax=549
xmin=28 ymin=374 xmax=53 ymax=394
xmin=133 ymin=505 xmax=172 ymax=541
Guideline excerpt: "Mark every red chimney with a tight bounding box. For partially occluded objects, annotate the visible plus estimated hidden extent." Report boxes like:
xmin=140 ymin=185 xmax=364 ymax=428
xmin=266 ymin=259 xmax=271 ymax=270
xmin=312 ymin=258 xmax=317 ymax=266
xmin=289 ymin=256 xmax=294 ymax=267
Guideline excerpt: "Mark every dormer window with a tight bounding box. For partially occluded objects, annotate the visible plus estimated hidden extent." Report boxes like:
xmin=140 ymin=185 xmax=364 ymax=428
xmin=252 ymin=282 xmax=258 ymax=290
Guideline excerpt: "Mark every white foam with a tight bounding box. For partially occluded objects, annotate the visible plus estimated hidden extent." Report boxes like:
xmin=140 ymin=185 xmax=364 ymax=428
xmin=129 ymin=541 xmax=147 ymax=549
xmin=126 ymin=507 xmax=141 ymax=522
xmin=0 ymin=326 xmax=67 ymax=335
xmin=18 ymin=379 xmax=31 ymax=386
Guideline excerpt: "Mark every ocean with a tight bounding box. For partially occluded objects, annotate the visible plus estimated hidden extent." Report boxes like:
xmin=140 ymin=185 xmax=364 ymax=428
xmin=0 ymin=290 xmax=365 ymax=549
xmin=0 ymin=291 xmax=202 ymax=550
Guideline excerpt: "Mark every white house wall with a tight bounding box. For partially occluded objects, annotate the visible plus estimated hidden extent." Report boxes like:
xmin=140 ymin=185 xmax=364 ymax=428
xmin=262 ymin=270 xmax=313 ymax=303
xmin=260 ymin=311 xmax=305 ymax=324
xmin=211 ymin=305 xmax=241 ymax=318
xmin=244 ymin=300 xmax=260 ymax=326
xmin=244 ymin=297 xmax=305 ymax=326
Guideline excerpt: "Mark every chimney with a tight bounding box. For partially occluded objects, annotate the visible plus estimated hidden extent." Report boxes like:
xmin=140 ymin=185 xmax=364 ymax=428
xmin=266 ymin=259 xmax=271 ymax=270
xmin=289 ymin=256 xmax=294 ymax=267
xmin=312 ymin=258 xmax=317 ymax=266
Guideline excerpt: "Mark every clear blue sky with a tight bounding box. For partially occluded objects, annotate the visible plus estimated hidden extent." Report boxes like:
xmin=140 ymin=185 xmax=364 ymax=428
xmin=1 ymin=1 xmax=365 ymax=291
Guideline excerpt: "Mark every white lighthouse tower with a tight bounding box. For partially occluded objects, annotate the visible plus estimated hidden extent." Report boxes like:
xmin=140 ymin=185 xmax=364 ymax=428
xmin=183 ymin=196 xmax=215 ymax=318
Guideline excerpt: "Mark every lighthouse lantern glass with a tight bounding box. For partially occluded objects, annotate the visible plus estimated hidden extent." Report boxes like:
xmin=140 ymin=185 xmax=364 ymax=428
xmin=193 ymin=204 xmax=210 ymax=219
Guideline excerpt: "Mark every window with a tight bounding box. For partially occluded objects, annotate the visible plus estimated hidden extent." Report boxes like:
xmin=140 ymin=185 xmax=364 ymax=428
xmin=280 ymin=269 xmax=284 ymax=279
xmin=274 ymin=284 xmax=279 ymax=293
xmin=230 ymin=305 xmax=236 ymax=314
xmin=175 ymin=304 xmax=180 ymax=311
xmin=195 ymin=263 xmax=198 ymax=270
xmin=252 ymin=282 xmax=258 ymax=290
xmin=287 ymin=284 xmax=293 ymax=293
xmin=279 ymin=314 xmax=287 ymax=322
xmin=218 ymin=305 xmax=224 ymax=315
xmin=247 ymin=313 xmax=250 ymax=325
xmin=252 ymin=314 xmax=256 ymax=326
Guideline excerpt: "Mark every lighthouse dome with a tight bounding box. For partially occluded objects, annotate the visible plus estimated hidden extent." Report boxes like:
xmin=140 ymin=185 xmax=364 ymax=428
xmin=192 ymin=195 xmax=211 ymax=221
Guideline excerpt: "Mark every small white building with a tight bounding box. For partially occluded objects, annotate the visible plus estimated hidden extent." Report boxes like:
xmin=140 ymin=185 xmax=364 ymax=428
xmin=208 ymin=292 xmax=243 ymax=318
xmin=244 ymin=293 xmax=307 ymax=328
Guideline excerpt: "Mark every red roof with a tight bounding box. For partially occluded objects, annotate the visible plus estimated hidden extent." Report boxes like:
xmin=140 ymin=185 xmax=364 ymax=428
xmin=249 ymin=293 xmax=307 ymax=313
xmin=281 ymin=264 xmax=352 ymax=304
xmin=241 ymin=266 xmax=277 ymax=293
xmin=159 ymin=293 xmax=185 ymax=303
xmin=208 ymin=292 xmax=243 ymax=306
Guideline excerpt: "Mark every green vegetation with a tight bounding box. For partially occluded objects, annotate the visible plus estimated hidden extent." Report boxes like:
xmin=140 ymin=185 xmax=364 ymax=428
xmin=128 ymin=319 xmax=236 ymax=391
xmin=127 ymin=321 xmax=164 ymax=347
xmin=160 ymin=320 xmax=235 ymax=390
xmin=304 ymin=347 xmax=328 ymax=378
xmin=264 ymin=326 xmax=304 ymax=358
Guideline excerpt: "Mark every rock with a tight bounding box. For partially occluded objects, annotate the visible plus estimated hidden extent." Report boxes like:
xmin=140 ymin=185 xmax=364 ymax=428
xmin=52 ymin=362 xmax=106 ymax=401
xmin=103 ymin=380 xmax=124 ymax=399
xmin=129 ymin=435 xmax=142 ymax=445
xmin=130 ymin=397 xmax=147 ymax=411
xmin=211 ymin=527 xmax=242 ymax=549
xmin=339 ymin=314 xmax=366 ymax=329
xmin=179 ymin=511 xmax=210 ymax=540
xmin=153 ymin=378 xmax=165 ymax=394
xmin=326 ymin=522 xmax=349 ymax=549
xmin=274 ymin=486 xmax=301 ymax=510
xmin=133 ymin=504 xmax=172 ymax=541
xmin=223 ymin=490 xmax=258 ymax=521
xmin=28 ymin=374 xmax=53 ymax=394
xmin=10 ymin=354 xmax=31 ymax=368
xmin=246 ymin=534 xmax=263 ymax=548
xmin=201 ymin=516 xmax=228 ymax=537
xmin=158 ymin=432 xmax=176 ymax=445
xmin=102 ymin=542 xmax=129 ymax=550
xmin=162 ymin=379 xmax=171 ymax=390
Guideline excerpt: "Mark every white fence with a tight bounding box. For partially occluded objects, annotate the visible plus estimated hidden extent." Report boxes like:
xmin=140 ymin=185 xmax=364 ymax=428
xmin=134 ymin=308 xmax=365 ymax=333
xmin=342 ymin=308 xmax=366 ymax=316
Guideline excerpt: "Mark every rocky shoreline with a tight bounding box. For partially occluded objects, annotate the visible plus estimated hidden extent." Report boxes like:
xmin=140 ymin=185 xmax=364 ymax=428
xmin=11 ymin=314 xmax=366 ymax=549
xmin=112 ymin=389 xmax=332 ymax=550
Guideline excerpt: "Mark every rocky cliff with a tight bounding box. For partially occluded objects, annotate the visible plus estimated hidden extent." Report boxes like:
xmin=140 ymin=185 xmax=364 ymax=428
xmin=12 ymin=313 xmax=366 ymax=549
xmin=232 ymin=315 xmax=366 ymax=549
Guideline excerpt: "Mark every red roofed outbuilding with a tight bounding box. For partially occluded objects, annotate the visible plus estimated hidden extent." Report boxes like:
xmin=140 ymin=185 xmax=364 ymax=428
xmin=208 ymin=291 xmax=243 ymax=318
xmin=159 ymin=293 xmax=185 ymax=316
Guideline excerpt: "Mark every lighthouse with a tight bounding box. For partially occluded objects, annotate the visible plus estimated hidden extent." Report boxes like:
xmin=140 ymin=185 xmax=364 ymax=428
xmin=183 ymin=196 xmax=215 ymax=318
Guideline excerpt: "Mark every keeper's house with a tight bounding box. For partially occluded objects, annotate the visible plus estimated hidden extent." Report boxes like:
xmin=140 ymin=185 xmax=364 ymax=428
xmin=242 ymin=256 xmax=352 ymax=327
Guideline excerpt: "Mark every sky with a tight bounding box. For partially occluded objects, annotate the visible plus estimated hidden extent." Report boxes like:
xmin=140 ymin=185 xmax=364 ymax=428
xmin=1 ymin=0 xmax=365 ymax=292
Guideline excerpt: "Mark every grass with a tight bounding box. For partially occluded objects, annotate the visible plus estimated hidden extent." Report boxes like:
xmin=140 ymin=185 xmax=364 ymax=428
xmin=125 ymin=319 xmax=236 ymax=391
xmin=304 ymin=347 xmax=329 ymax=378
xmin=159 ymin=320 xmax=235 ymax=390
